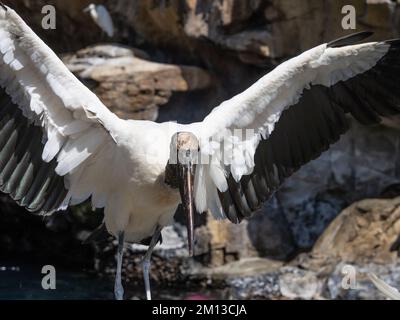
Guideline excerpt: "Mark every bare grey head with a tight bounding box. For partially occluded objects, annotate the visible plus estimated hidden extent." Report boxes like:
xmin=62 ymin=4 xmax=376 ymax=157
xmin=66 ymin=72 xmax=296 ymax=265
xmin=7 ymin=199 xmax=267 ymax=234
xmin=169 ymin=131 xmax=199 ymax=165
xmin=165 ymin=132 xmax=200 ymax=256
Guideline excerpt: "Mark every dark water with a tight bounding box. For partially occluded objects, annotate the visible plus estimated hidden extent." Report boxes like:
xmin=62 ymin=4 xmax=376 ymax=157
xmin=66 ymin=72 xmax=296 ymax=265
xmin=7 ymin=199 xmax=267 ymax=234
xmin=0 ymin=263 xmax=223 ymax=300
xmin=0 ymin=263 xmax=115 ymax=300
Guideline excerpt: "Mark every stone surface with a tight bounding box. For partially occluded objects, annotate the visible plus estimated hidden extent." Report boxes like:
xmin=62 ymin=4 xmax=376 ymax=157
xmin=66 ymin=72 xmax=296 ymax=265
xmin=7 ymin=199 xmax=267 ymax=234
xmin=276 ymin=121 xmax=400 ymax=251
xmin=312 ymin=197 xmax=400 ymax=265
xmin=196 ymin=257 xmax=283 ymax=279
xmin=2 ymin=0 xmax=400 ymax=300
xmin=110 ymin=0 xmax=399 ymax=63
xmin=279 ymin=267 xmax=321 ymax=299
xmin=191 ymin=197 xmax=400 ymax=300
xmin=4 ymin=0 xmax=112 ymax=52
xmin=325 ymin=262 xmax=400 ymax=300
xmin=63 ymin=44 xmax=212 ymax=120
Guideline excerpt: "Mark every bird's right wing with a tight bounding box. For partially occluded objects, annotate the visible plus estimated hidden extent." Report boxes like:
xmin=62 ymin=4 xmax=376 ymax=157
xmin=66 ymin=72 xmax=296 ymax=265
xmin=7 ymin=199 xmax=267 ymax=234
xmin=0 ymin=5 xmax=126 ymax=213
xmin=192 ymin=32 xmax=400 ymax=223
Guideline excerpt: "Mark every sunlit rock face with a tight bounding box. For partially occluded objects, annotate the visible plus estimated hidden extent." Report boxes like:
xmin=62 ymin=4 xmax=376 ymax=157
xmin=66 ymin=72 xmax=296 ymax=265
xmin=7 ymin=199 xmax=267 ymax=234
xmin=1 ymin=0 xmax=400 ymax=299
xmin=62 ymin=44 xmax=212 ymax=120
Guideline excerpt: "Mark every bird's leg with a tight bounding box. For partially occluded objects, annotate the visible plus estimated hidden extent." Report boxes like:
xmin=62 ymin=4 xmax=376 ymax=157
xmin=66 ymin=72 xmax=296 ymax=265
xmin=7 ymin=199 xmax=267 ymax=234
xmin=142 ymin=226 xmax=162 ymax=300
xmin=114 ymin=231 xmax=125 ymax=300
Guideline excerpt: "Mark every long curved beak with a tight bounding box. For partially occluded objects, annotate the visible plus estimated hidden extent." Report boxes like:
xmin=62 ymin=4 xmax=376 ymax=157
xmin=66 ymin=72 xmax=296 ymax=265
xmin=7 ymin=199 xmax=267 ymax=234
xmin=178 ymin=160 xmax=196 ymax=257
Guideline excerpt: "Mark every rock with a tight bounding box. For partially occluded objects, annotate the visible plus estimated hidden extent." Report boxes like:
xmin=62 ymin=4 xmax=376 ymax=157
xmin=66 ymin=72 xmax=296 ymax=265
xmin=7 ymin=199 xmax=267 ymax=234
xmin=63 ymin=44 xmax=150 ymax=63
xmin=228 ymin=272 xmax=281 ymax=299
xmin=206 ymin=217 xmax=258 ymax=266
xmin=325 ymin=262 xmax=400 ymax=300
xmin=288 ymin=197 xmax=400 ymax=299
xmin=112 ymin=0 xmax=272 ymax=65
xmin=361 ymin=0 xmax=394 ymax=30
xmin=10 ymin=0 xmax=400 ymax=66
xmin=111 ymin=0 xmax=398 ymax=63
xmin=264 ymin=0 xmax=376 ymax=58
xmin=3 ymin=0 xmax=400 ymax=300
xmin=209 ymin=264 xmax=321 ymax=300
xmin=223 ymin=197 xmax=400 ymax=300
xmin=312 ymin=197 xmax=400 ymax=265
xmin=293 ymin=199 xmax=400 ymax=272
xmin=196 ymin=257 xmax=283 ymax=280
xmin=247 ymin=198 xmax=297 ymax=260
xmin=278 ymin=121 xmax=400 ymax=251
xmin=7 ymin=0 xmax=115 ymax=52
xmin=279 ymin=267 xmax=321 ymax=299
xmin=63 ymin=44 xmax=212 ymax=120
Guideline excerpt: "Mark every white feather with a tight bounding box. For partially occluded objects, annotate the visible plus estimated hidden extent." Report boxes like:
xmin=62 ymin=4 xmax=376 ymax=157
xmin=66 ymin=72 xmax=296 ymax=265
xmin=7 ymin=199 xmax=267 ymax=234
xmin=56 ymin=129 xmax=105 ymax=176
xmin=0 ymin=6 xmax=124 ymax=215
xmin=191 ymin=40 xmax=389 ymax=217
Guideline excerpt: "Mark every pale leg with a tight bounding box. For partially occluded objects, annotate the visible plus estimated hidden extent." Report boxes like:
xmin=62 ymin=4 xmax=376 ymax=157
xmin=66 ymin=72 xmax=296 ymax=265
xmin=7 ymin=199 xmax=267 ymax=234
xmin=142 ymin=226 xmax=162 ymax=300
xmin=114 ymin=231 xmax=125 ymax=300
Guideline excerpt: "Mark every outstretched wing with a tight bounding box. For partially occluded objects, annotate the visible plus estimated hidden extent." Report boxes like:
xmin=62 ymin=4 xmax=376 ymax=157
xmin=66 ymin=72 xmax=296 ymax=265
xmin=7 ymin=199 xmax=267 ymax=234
xmin=194 ymin=32 xmax=400 ymax=223
xmin=0 ymin=6 xmax=124 ymax=213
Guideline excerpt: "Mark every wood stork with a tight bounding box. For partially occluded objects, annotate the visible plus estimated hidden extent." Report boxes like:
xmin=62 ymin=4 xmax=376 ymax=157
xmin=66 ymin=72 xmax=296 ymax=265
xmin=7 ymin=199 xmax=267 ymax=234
xmin=1 ymin=5 xmax=400 ymax=300
xmin=83 ymin=4 xmax=114 ymax=38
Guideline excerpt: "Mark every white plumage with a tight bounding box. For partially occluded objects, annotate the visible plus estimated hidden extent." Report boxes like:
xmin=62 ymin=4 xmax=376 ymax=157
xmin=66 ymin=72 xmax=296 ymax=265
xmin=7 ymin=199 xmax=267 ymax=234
xmin=1 ymin=5 xmax=400 ymax=300
xmin=83 ymin=4 xmax=114 ymax=38
xmin=194 ymin=41 xmax=390 ymax=217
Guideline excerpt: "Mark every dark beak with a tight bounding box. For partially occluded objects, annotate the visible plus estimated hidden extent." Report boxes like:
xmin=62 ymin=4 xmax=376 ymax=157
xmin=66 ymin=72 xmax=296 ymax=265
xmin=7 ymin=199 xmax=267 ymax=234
xmin=178 ymin=159 xmax=196 ymax=257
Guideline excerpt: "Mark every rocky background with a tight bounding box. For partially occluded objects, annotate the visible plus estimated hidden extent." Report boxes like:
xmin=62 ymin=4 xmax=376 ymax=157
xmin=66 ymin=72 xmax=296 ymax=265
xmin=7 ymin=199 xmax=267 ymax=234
xmin=1 ymin=0 xmax=400 ymax=300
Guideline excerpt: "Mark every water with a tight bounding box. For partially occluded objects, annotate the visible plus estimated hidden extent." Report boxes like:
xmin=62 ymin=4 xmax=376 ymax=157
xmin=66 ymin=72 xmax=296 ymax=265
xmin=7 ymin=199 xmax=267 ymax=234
xmin=0 ymin=263 xmax=224 ymax=300
xmin=0 ymin=263 xmax=114 ymax=300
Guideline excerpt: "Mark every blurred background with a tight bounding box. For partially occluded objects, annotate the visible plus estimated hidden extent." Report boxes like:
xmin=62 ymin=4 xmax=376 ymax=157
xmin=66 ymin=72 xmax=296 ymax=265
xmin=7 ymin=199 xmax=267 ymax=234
xmin=1 ymin=0 xmax=400 ymax=300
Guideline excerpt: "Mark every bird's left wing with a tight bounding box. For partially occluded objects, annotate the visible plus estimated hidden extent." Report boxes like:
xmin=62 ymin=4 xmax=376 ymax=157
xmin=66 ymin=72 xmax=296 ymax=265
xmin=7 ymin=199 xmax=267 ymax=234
xmin=194 ymin=32 xmax=400 ymax=223
xmin=0 ymin=6 xmax=125 ymax=213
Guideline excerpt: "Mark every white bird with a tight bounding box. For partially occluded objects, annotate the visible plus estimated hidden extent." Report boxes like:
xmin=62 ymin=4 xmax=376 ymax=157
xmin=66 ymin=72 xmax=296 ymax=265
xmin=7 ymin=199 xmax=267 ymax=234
xmin=1 ymin=5 xmax=400 ymax=300
xmin=83 ymin=4 xmax=114 ymax=38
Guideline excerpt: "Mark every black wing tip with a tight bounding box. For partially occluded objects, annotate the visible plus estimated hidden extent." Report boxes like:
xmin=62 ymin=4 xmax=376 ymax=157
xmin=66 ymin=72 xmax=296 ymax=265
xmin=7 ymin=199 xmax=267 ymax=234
xmin=0 ymin=3 xmax=7 ymax=11
xmin=327 ymin=31 xmax=374 ymax=48
xmin=384 ymin=38 xmax=400 ymax=47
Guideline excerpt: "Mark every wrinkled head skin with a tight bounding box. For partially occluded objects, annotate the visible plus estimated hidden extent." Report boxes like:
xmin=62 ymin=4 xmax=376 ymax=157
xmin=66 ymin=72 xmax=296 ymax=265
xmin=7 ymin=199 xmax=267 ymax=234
xmin=166 ymin=132 xmax=199 ymax=256
xmin=169 ymin=131 xmax=199 ymax=165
